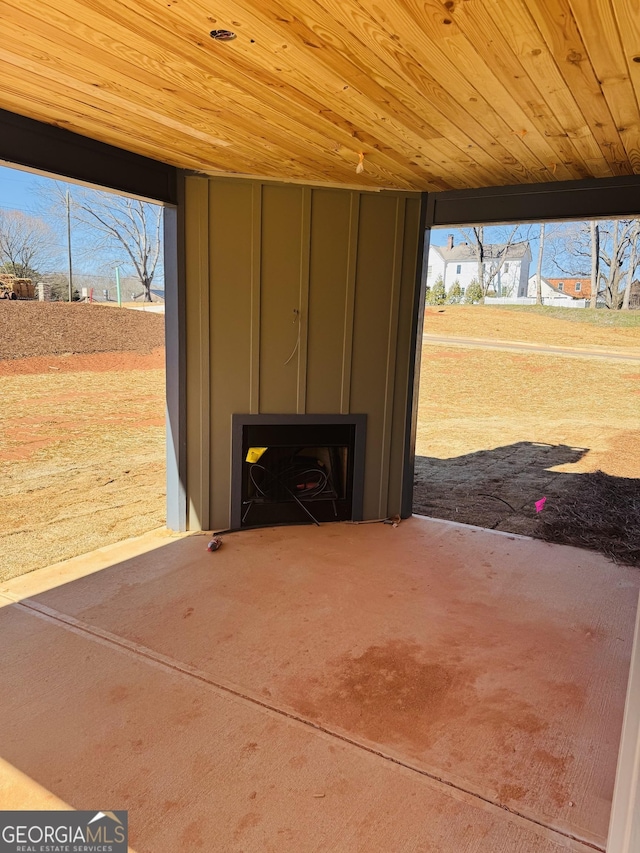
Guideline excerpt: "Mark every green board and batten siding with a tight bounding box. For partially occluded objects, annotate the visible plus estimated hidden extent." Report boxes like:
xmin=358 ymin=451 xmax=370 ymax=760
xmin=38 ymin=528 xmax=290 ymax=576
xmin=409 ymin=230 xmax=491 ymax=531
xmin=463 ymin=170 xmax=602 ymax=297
xmin=184 ymin=175 xmax=424 ymax=531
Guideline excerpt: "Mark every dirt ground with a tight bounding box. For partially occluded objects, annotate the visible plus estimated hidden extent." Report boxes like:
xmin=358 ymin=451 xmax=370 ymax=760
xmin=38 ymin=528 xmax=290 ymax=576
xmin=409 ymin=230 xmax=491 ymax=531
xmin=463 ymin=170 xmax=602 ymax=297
xmin=414 ymin=307 xmax=640 ymax=538
xmin=0 ymin=303 xmax=166 ymax=581
xmin=423 ymin=304 xmax=640 ymax=350
xmin=2 ymin=302 xmax=639 ymax=580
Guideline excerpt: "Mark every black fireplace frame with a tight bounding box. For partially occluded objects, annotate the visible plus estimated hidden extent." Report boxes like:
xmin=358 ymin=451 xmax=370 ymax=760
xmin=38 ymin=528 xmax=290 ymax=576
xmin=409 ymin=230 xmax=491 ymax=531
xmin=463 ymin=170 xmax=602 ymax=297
xmin=231 ymin=414 xmax=367 ymax=529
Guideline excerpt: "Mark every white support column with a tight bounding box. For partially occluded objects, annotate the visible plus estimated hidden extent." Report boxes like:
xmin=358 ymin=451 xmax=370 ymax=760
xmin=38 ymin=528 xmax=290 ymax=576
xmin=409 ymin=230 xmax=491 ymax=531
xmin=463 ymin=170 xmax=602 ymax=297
xmin=164 ymin=178 xmax=188 ymax=532
xmin=607 ymin=591 xmax=640 ymax=853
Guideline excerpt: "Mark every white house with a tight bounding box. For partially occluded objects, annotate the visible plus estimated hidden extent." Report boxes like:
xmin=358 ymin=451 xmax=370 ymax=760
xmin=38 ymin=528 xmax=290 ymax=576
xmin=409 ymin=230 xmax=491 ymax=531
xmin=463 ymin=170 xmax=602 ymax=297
xmin=425 ymin=235 xmax=532 ymax=297
xmin=526 ymin=275 xmax=587 ymax=306
xmin=526 ymin=275 xmax=558 ymax=300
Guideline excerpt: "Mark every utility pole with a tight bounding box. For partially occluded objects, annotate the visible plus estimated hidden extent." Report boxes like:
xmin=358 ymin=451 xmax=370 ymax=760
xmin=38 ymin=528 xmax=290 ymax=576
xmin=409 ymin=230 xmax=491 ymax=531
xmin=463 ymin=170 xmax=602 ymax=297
xmin=115 ymin=265 xmax=122 ymax=307
xmin=66 ymin=190 xmax=73 ymax=302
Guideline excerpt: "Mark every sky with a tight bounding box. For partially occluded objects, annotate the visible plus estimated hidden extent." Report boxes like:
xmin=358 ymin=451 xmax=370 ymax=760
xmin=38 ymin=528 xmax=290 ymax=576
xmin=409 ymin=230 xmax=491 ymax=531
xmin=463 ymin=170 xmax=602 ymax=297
xmin=0 ymin=164 xmax=165 ymax=287
xmin=0 ymin=165 xmax=54 ymax=217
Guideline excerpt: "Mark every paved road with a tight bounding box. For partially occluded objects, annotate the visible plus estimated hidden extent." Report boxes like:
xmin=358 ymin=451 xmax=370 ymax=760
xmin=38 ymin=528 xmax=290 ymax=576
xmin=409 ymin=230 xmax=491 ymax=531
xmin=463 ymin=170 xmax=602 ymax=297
xmin=422 ymin=333 xmax=640 ymax=363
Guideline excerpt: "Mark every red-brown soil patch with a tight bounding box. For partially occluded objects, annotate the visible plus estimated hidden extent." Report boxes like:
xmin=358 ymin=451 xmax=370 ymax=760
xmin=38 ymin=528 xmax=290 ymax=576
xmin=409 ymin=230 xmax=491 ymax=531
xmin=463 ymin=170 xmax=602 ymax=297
xmin=0 ymin=347 xmax=165 ymax=376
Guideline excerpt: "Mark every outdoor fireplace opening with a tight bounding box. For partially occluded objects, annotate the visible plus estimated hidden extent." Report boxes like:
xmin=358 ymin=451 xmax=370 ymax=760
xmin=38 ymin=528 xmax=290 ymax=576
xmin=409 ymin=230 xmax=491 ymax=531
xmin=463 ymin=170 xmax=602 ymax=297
xmin=231 ymin=415 xmax=366 ymax=529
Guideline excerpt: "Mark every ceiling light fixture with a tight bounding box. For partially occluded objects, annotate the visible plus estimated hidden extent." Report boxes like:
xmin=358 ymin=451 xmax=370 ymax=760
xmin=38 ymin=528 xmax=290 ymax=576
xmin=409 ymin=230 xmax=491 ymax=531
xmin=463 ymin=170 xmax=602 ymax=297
xmin=210 ymin=29 xmax=237 ymax=41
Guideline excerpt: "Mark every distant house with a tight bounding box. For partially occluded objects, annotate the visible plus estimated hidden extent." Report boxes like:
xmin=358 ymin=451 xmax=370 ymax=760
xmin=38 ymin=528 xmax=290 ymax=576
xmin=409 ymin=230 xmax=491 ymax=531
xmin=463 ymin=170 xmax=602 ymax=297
xmin=525 ymin=275 xmax=557 ymax=300
xmin=526 ymin=275 xmax=588 ymax=305
xmin=546 ymin=277 xmax=591 ymax=299
xmin=425 ymin=235 xmax=532 ymax=297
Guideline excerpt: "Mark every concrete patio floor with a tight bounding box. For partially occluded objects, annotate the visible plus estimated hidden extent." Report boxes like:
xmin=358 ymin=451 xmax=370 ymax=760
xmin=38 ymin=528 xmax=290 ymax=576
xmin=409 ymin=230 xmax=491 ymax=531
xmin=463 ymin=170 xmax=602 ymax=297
xmin=0 ymin=517 xmax=638 ymax=852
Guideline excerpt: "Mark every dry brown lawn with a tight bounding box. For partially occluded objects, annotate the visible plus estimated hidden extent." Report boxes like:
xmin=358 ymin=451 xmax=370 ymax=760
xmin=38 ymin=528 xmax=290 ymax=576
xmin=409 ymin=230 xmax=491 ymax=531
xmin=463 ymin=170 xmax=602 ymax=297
xmin=414 ymin=344 xmax=640 ymax=536
xmin=0 ymin=302 xmax=167 ymax=582
xmin=0 ymin=356 xmax=166 ymax=581
xmin=424 ymin=304 xmax=640 ymax=351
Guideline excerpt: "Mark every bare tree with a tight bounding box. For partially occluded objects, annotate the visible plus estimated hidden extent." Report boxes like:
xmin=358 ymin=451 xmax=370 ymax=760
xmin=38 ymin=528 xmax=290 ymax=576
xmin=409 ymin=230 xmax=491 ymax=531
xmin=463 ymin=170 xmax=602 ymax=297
xmin=535 ymin=222 xmax=545 ymax=305
xmin=462 ymin=224 xmax=523 ymax=297
xmin=551 ymin=218 xmax=636 ymax=309
xmin=0 ymin=209 xmax=57 ymax=278
xmin=599 ymin=219 xmax=636 ymax=309
xmin=622 ymin=220 xmax=640 ymax=311
xmin=43 ymin=185 xmax=163 ymax=302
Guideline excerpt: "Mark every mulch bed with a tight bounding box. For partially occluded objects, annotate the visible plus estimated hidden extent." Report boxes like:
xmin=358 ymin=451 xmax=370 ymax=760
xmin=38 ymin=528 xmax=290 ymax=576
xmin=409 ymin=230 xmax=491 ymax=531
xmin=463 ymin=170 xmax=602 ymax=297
xmin=0 ymin=302 xmax=165 ymax=360
xmin=538 ymin=471 xmax=640 ymax=567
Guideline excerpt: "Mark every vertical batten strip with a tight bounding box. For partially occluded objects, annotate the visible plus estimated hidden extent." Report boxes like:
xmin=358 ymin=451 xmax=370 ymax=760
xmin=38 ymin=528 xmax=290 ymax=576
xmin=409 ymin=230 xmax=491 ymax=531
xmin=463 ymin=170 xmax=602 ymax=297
xmin=378 ymin=196 xmax=406 ymax=517
xmin=400 ymin=195 xmax=429 ymax=518
xmin=297 ymin=187 xmax=312 ymax=414
xmin=340 ymin=192 xmax=360 ymax=414
xmin=250 ymin=182 xmax=262 ymax=414
xmin=185 ymin=176 xmax=210 ymax=530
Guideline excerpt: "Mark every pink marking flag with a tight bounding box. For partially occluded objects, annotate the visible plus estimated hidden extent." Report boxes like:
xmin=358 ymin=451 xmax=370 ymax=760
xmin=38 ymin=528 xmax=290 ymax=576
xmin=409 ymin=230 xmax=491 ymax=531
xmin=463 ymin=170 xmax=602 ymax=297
xmin=535 ymin=497 xmax=547 ymax=513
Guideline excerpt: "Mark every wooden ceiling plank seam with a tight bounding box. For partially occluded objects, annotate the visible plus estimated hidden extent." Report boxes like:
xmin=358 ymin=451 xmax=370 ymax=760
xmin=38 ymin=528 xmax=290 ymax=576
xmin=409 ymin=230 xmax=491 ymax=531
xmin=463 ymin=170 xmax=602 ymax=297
xmin=21 ymin=0 xmax=460 ymax=189
xmin=338 ymin=0 xmax=551 ymax=174
xmin=568 ymin=0 xmax=640 ymax=172
xmin=161 ymin=0 xmax=524 ymax=187
xmin=443 ymin=0 xmax=591 ymax=180
xmin=423 ymin=139 xmax=508 ymax=187
xmin=483 ymin=0 xmax=615 ymax=175
xmin=0 ymin=65 xmax=363 ymax=187
xmin=0 ymin=2 xmax=431 ymax=189
xmin=0 ymin=88 xmax=228 ymax=177
xmin=609 ymin=0 xmax=640 ymax=167
xmin=0 ymin=46 xmax=417 ymax=192
xmin=0 ymin=1 xmax=430 ymax=188
xmin=380 ymin=0 xmax=574 ymax=175
xmin=520 ymin=0 xmax=629 ymax=173
xmin=233 ymin=0 xmax=539 ymax=183
xmin=126 ymin=0 xmax=515 ymax=187
xmin=147 ymin=0 xmax=526 ymax=185
xmin=68 ymin=0 xmax=464 ymax=186
xmin=260 ymin=0 xmax=542 ymax=180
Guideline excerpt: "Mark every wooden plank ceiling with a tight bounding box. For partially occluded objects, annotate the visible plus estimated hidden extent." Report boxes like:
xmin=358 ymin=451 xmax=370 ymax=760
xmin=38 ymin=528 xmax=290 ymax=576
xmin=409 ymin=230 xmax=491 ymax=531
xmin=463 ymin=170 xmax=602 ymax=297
xmin=1 ymin=0 xmax=640 ymax=191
